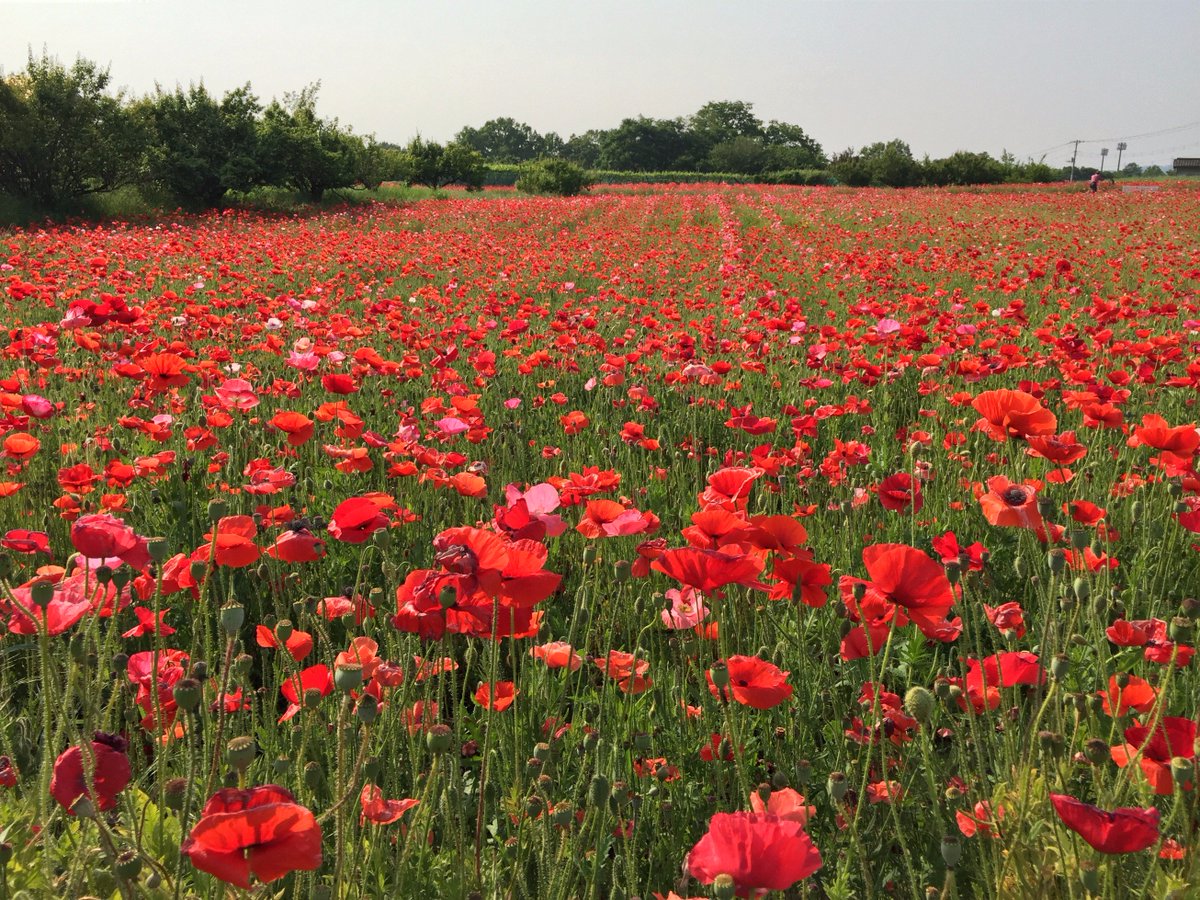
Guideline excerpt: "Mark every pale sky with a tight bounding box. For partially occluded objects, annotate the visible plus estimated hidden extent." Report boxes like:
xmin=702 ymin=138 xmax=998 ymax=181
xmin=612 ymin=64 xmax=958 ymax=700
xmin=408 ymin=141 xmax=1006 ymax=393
xmin=3 ymin=0 xmax=1199 ymax=168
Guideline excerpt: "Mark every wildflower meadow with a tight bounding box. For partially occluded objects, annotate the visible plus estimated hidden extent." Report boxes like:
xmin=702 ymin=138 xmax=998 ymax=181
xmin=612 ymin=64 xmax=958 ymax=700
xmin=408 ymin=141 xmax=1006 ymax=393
xmin=0 ymin=181 xmax=1198 ymax=898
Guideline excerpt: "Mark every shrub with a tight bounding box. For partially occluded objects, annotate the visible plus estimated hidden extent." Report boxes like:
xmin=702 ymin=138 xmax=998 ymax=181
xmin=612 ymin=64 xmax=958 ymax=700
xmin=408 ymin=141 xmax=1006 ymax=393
xmin=514 ymin=158 xmax=595 ymax=196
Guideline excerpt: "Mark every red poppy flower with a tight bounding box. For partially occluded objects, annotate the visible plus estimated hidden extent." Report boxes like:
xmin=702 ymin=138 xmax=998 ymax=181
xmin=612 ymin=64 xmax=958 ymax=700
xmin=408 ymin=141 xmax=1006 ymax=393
xmin=651 ymin=547 xmax=763 ymax=595
xmin=972 ymin=389 xmax=1057 ymax=441
xmin=595 ymin=650 xmax=652 ymax=694
xmin=1050 ymin=793 xmax=1159 ymax=854
xmin=70 ymin=513 xmax=149 ymax=569
xmin=878 ymin=472 xmax=923 ymax=513
xmin=279 ymin=665 xmax=332 ymax=722
xmin=474 ymin=680 xmax=518 ymax=711
xmin=845 ymin=543 xmax=959 ymax=639
xmin=748 ymin=787 xmax=814 ymax=826
xmin=50 ymin=733 xmax=131 ymax=814
xmin=0 ymin=755 xmax=16 ymax=788
xmin=707 ymin=656 xmax=793 ymax=710
xmin=140 ymin=352 xmax=190 ymax=392
xmin=1098 ymin=675 xmax=1157 ymax=717
xmin=978 ymin=476 xmax=1044 ymax=530
xmin=2 ymin=529 xmax=50 ymax=554
xmin=1130 ymin=414 xmax=1199 ymax=457
xmin=182 ymin=785 xmax=322 ymax=888
xmin=328 ymin=496 xmax=390 ymax=544
xmin=1112 ymin=717 xmax=1196 ymax=795
xmin=359 ymin=784 xmax=419 ymax=825
xmin=687 ymin=811 xmax=821 ymax=896
xmin=268 ymin=411 xmax=315 ymax=446
xmin=2 ymin=431 xmax=40 ymax=460
xmin=255 ymin=625 xmax=314 ymax=662
xmin=530 ymin=641 xmax=582 ymax=670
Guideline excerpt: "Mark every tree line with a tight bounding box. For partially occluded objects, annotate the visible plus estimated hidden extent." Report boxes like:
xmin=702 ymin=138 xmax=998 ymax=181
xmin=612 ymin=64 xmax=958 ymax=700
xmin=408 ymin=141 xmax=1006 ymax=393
xmin=1 ymin=52 xmax=1166 ymax=213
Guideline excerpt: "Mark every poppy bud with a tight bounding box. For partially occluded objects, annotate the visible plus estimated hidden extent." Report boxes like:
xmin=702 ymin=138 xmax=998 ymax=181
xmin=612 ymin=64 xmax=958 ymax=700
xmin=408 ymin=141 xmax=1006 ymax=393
xmin=613 ymin=560 xmax=631 ymax=583
xmin=113 ymin=850 xmax=142 ymax=881
xmin=1130 ymin=500 xmax=1144 ymax=523
xmin=709 ymin=661 xmax=730 ymax=690
xmin=207 ymin=499 xmax=228 ymax=522
xmin=1038 ymin=730 xmax=1065 ymax=758
xmin=373 ymin=528 xmax=391 ymax=550
xmin=334 ymin=664 xmax=363 ymax=694
xmin=356 ymin=694 xmax=379 ymax=725
xmin=190 ymin=661 xmax=208 ymax=681
xmin=524 ymin=795 xmax=543 ymax=818
xmin=426 ymin=724 xmax=453 ymax=754
xmin=712 ymin=874 xmax=737 ymax=900
xmin=1046 ymin=549 xmax=1066 ymax=575
xmin=220 ymin=603 xmax=244 ymax=636
xmin=304 ymin=761 xmax=323 ymax=791
xmin=1049 ymin=654 xmax=1070 ymax=682
xmin=904 ymin=686 xmax=935 ymax=725
xmin=232 ymin=653 xmax=253 ymax=679
xmin=226 ymin=736 xmax=256 ymax=772
xmin=111 ymin=652 xmax=129 ymax=676
xmin=631 ymin=732 xmax=651 ymax=753
xmin=1181 ymin=597 xmax=1200 ymax=620
xmin=947 ymin=684 xmax=963 ymax=704
xmin=1059 ymin=595 xmax=1075 ymax=612
xmin=1036 ymin=496 xmax=1056 ymax=519
xmin=934 ymin=678 xmax=951 ymax=700
xmin=1072 ymin=577 xmax=1090 ymax=602
xmin=582 ymin=546 xmax=597 ymax=566
xmin=943 ymin=560 xmax=962 ymax=585
xmin=147 ymin=539 xmax=169 ymax=563
xmin=30 ymin=581 xmax=54 ymax=608
xmin=1169 ymin=617 xmax=1192 ymax=643
xmin=940 ymin=834 xmax=961 ymax=868
xmin=944 ymin=785 xmax=961 ymax=801
xmin=1084 ymin=738 xmax=1111 ymax=766
xmin=796 ymin=759 xmax=812 ymax=785
xmin=172 ymin=677 xmax=202 ymax=712
xmin=1171 ymin=756 xmax=1194 ymax=787
xmin=827 ymin=771 xmax=847 ymax=802
xmin=583 ymin=730 xmax=600 ymax=752
xmin=273 ymin=756 xmax=290 ymax=776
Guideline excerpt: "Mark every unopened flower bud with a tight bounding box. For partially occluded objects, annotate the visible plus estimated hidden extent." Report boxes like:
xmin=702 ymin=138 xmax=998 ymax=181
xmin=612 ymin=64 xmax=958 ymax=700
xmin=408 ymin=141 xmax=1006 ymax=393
xmin=1050 ymin=654 xmax=1070 ymax=682
xmin=582 ymin=546 xmax=597 ymax=566
xmin=1038 ymin=730 xmax=1065 ymax=758
xmin=613 ymin=560 xmax=631 ymax=583
xmin=1072 ymin=577 xmax=1090 ymax=602
xmin=590 ymin=774 xmax=610 ymax=806
xmin=163 ymin=777 xmax=188 ymax=811
xmin=1084 ymin=739 xmax=1111 ymax=766
xmin=904 ymin=686 xmax=935 ymax=725
xmin=1047 ymin=549 xmax=1066 ymax=575
xmin=304 ymin=761 xmax=323 ymax=791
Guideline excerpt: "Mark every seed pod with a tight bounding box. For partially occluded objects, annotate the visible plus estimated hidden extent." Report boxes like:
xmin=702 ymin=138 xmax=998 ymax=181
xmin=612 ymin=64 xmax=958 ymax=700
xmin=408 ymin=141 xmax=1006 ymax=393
xmin=172 ymin=677 xmax=203 ymax=712
xmin=226 ymin=736 xmax=256 ymax=772
xmin=357 ymin=694 xmax=379 ymax=725
xmin=220 ymin=603 xmax=244 ymax=636
xmin=940 ymin=834 xmax=961 ymax=868
xmin=426 ymin=724 xmax=453 ymax=754
xmin=113 ymin=850 xmax=142 ymax=881
xmin=334 ymin=664 xmax=363 ymax=693
xmin=827 ymin=771 xmax=847 ymax=802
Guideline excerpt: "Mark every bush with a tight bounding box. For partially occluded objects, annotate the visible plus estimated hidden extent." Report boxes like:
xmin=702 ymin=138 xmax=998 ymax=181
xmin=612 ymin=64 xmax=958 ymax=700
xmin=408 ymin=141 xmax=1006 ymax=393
xmin=514 ymin=158 xmax=594 ymax=196
xmin=759 ymin=169 xmax=837 ymax=186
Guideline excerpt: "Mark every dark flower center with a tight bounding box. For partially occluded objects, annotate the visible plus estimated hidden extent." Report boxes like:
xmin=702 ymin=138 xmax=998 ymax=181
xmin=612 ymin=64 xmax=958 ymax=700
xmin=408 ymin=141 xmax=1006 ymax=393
xmin=1002 ymin=487 xmax=1028 ymax=506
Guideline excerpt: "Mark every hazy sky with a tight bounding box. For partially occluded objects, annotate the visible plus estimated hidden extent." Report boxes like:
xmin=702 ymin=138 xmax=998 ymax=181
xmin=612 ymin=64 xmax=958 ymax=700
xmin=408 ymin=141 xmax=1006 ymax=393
xmin=3 ymin=1 xmax=1199 ymax=168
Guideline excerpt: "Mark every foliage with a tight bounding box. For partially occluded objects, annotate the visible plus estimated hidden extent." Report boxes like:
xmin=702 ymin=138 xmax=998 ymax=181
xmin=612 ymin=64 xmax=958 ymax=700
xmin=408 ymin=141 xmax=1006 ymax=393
xmin=397 ymin=138 xmax=486 ymax=190
xmin=0 ymin=52 xmax=142 ymax=207
xmin=137 ymin=83 xmax=263 ymax=207
xmin=257 ymin=84 xmax=365 ymax=202
xmin=514 ymin=157 xmax=595 ymax=196
xmin=598 ymin=116 xmax=699 ymax=172
xmin=455 ymin=117 xmax=562 ymax=163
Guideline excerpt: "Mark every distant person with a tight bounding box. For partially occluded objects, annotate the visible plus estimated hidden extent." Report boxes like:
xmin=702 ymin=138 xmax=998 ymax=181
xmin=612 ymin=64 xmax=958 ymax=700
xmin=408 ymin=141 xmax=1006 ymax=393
xmin=1089 ymin=172 xmax=1101 ymax=193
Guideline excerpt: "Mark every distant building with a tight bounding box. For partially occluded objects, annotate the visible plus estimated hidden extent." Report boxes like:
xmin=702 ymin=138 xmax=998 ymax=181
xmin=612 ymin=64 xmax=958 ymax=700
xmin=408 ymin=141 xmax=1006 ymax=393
xmin=1173 ymin=158 xmax=1200 ymax=176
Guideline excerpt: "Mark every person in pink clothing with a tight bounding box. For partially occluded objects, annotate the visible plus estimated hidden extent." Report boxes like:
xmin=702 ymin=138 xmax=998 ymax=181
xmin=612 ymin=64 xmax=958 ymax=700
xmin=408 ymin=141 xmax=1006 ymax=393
xmin=1089 ymin=172 xmax=1101 ymax=193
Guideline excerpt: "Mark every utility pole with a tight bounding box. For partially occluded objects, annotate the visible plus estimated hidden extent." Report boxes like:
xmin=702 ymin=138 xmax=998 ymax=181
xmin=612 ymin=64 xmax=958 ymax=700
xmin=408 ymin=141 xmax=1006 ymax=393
xmin=1069 ymin=140 xmax=1081 ymax=181
xmin=1116 ymin=142 xmax=1127 ymax=173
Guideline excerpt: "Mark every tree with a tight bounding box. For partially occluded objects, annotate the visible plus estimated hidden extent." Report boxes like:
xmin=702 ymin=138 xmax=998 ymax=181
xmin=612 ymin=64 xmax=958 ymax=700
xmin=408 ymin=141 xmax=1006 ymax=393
xmin=515 ymin=157 xmax=594 ymax=196
xmin=138 ymin=83 xmax=262 ymax=207
xmin=689 ymin=100 xmax=764 ymax=152
xmin=561 ymin=130 xmax=604 ymax=168
xmin=707 ymin=136 xmax=769 ymax=175
xmin=762 ymin=121 xmax=826 ymax=169
xmin=923 ymin=150 xmax=1005 ymax=186
xmin=397 ymin=138 xmax=485 ymax=190
xmin=0 ymin=52 xmax=142 ymax=207
xmin=598 ymin=117 xmax=697 ymax=171
xmin=455 ymin=117 xmax=557 ymax=163
xmin=258 ymin=85 xmax=365 ymax=201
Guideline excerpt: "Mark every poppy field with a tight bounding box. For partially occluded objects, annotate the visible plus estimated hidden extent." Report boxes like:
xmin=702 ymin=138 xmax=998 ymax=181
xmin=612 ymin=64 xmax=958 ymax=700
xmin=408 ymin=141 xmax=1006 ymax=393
xmin=1 ymin=182 xmax=1199 ymax=899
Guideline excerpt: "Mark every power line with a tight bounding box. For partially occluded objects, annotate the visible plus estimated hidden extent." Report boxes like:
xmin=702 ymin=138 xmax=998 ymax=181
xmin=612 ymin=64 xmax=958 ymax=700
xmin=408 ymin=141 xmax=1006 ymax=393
xmin=1076 ymin=120 xmax=1200 ymax=144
